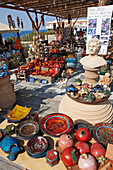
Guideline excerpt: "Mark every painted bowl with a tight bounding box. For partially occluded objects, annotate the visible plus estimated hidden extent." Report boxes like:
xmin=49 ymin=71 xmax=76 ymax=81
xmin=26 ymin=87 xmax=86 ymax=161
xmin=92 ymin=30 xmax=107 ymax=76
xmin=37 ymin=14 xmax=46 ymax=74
xmin=27 ymin=136 xmax=48 ymax=156
xmin=15 ymin=120 xmax=40 ymax=140
xmin=66 ymin=85 xmax=78 ymax=92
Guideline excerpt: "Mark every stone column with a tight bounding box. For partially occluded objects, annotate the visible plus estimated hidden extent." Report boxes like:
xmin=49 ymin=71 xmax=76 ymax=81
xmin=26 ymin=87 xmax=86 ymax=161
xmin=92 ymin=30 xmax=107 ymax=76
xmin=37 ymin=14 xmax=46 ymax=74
xmin=83 ymin=66 xmax=99 ymax=86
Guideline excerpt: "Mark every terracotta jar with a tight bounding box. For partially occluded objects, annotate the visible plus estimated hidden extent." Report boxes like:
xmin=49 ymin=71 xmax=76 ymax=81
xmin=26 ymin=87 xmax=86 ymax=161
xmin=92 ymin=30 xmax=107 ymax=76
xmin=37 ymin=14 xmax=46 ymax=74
xmin=28 ymin=112 xmax=39 ymax=122
xmin=0 ymin=75 xmax=16 ymax=111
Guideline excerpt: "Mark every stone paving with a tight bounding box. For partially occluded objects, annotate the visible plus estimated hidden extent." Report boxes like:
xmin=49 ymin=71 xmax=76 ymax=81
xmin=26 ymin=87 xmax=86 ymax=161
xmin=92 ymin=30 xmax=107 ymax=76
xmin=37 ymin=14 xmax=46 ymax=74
xmin=0 ymin=57 xmax=113 ymax=169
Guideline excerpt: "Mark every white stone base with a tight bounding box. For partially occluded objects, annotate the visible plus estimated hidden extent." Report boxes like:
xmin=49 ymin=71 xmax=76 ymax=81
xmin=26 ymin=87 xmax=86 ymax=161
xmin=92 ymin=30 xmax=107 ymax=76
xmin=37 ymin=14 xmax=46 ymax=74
xmin=59 ymin=94 xmax=113 ymax=125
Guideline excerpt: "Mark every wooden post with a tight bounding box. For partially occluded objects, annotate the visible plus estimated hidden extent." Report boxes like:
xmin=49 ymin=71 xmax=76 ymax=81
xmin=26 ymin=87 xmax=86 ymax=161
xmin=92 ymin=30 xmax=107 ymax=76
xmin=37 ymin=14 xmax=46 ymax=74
xmin=73 ymin=17 xmax=78 ymax=26
xmin=46 ymin=32 xmax=48 ymax=41
xmin=70 ymin=19 xmax=72 ymax=40
xmin=26 ymin=11 xmax=41 ymax=37
xmin=0 ymin=34 xmax=3 ymax=45
xmin=35 ymin=12 xmax=39 ymax=36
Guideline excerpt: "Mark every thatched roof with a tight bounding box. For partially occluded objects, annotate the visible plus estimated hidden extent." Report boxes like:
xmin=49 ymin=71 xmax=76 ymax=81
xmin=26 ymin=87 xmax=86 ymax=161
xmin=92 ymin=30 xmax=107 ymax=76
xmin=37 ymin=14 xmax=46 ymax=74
xmin=0 ymin=22 xmax=19 ymax=34
xmin=0 ymin=0 xmax=112 ymax=19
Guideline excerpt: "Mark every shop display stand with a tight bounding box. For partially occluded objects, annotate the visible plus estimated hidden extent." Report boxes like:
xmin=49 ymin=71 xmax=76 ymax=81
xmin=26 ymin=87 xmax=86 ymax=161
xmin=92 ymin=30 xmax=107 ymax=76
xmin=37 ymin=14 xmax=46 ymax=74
xmin=59 ymin=94 xmax=113 ymax=125
xmin=59 ymin=39 xmax=113 ymax=125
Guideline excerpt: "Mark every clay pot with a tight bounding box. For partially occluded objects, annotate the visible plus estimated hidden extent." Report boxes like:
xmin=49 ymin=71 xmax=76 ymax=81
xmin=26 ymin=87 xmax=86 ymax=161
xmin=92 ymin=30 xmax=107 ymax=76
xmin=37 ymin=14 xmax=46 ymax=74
xmin=0 ymin=75 xmax=16 ymax=110
xmin=28 ymin=112 xmax=39 ymax=122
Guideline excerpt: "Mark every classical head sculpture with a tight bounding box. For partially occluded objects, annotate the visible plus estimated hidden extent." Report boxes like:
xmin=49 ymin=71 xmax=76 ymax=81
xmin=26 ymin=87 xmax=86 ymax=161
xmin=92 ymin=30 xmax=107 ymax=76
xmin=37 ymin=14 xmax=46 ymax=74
xmin=88 ymin=38 xmax=101 ymax=55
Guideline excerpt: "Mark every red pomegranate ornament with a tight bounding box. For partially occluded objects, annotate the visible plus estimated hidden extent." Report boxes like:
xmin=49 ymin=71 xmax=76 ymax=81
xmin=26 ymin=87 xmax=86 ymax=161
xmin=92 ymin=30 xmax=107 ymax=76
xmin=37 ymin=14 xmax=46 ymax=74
xmin=76 ymin=127 xmax=90 ymax=142
xmin=59 ymin=134 xmax=74 ymax=150
xmin=91 ymin=143 xmax=106 ymax=164
xmin=78 ymin=154 xmax=97 ymax=170
xmin=62 ymin=147 xmax=79 ymax=167
xmin=75 ymin=141 xmax=90 ymax=154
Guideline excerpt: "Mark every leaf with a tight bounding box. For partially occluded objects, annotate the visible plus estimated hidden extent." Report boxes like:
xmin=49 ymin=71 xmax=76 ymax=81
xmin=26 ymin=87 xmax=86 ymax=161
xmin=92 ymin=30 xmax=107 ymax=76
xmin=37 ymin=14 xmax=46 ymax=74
xmin=71 ymin=150 xmax=77 ymax=165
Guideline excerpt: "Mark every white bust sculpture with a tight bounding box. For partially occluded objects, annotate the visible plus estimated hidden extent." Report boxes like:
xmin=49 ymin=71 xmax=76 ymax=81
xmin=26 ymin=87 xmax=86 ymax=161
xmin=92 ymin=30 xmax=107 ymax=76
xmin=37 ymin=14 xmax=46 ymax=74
xmin=80 ymin=38 xmax=107 ymax=69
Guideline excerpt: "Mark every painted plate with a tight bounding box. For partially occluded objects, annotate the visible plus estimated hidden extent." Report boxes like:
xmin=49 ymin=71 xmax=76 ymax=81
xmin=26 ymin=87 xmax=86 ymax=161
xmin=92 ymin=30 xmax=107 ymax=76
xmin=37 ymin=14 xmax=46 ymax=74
xmin=92 ymin=122 xmax=113 ymax=146
xmin=27 ymin=136 xmax=48 ymax=156
xmin=15 ymin=120 xmax=39 ymax=140
xmin=40 ymin=113 xmax=74 ymax=137
xmin=4 ymin=105 xmax=31 ymax=122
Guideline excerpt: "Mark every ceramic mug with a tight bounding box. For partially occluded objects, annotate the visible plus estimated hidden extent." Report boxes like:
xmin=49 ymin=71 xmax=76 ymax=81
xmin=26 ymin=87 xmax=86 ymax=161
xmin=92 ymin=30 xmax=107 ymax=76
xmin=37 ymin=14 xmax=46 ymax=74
xmin=28 ymin=112 xmax=39 ymax=122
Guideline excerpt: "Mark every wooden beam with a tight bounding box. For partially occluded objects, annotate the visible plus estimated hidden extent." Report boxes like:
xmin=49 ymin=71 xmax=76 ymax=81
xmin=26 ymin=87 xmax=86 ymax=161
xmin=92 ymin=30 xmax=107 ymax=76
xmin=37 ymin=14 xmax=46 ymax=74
xmin=12 ymin=0 xmax=82 ymax=7
xmin=73 ymin=17 xmax=79 ymax=26
xmin=26 ymin=11 xmax=37 ymax=30
xmin=0 ymin=4 xmax=61 ymax=18
xmin=35 ymin=12 xmax=38 ymax=28
xmin=15 ymin=0 xmax=98 ymax=9
xmin=31 ymin=2 xmax=98 ymax=15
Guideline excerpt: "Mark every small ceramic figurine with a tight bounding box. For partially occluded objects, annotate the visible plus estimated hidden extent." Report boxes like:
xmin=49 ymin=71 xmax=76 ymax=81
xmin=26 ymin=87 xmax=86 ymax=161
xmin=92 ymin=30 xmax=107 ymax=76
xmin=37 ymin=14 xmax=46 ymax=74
xmin=46 ymin=149 xmax=59 ymax=167
xmin=99 ymin=72 xmax=111 ymax=85
xmin=0 ymin=136 xmax=24 ymax=161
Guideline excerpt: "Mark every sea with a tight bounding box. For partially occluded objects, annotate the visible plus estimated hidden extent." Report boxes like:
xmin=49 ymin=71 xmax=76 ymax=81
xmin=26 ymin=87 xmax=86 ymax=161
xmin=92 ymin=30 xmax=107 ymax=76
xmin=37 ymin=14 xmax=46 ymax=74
xmin=2 ymin=30 xmax=47 ymax=39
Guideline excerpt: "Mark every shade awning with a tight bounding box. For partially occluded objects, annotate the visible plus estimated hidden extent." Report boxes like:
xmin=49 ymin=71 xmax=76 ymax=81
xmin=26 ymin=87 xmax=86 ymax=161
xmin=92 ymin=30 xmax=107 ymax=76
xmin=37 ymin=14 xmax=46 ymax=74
xmin=0 ymin=0 xmax=112 ymax=19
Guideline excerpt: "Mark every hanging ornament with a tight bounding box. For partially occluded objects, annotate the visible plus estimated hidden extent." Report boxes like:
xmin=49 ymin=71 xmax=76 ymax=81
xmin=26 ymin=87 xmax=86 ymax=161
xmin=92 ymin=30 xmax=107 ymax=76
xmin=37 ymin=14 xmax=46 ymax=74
xmin=17 ymin=16 xmax=20 ymax=28
xmin=65 ymin=3 xmax=67 ymax=9
xmin=21 ymin=19 xmax=24 ymax=29
xmin=7 ymin=15 xmax=12 ymax=29
xmin=35 ymin=15 xmax=38 ymax=27
xmin=62 ymin=22 xmax=64 ymax=28
xmin=12 ymin=20 xmax=15 ymax=29
xmin=53 ymin=0 xmax=55 ymax=6
xmin=41 ymin=15 xmax=45 ymax=26
xmin=68 ymin=14 xmax=71 ymax=24
xmin=53 ymin=23 xmax=56 ymax=30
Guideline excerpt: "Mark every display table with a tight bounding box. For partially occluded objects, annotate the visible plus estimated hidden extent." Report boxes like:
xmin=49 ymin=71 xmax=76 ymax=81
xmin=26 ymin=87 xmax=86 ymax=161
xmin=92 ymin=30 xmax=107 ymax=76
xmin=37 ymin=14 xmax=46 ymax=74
xmin=0 ymin=119 xmax=66 ymax=170
xmin=0 ymin=119 xmax=110 ymax=170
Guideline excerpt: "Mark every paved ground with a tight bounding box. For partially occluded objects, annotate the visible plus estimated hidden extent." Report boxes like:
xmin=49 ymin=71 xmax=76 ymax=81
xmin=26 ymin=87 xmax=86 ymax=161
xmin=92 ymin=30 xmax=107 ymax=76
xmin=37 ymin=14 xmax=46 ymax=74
xmin=0 ymin=55 xmax=113 ymax=169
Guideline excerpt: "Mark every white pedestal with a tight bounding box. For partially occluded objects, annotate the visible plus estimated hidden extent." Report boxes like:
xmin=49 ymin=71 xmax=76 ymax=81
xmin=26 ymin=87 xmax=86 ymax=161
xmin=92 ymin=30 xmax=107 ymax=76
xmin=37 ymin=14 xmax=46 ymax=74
xmin=59 ymin=94 xmax=113 ymax=125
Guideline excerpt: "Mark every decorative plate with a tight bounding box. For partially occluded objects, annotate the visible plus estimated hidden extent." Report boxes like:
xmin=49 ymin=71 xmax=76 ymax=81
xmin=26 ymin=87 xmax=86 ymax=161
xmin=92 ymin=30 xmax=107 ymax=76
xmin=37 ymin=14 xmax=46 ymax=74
xmin=4 ymin=105 xmax=31 ymax=122
xmin=92 ymin=122 xmax=113 ymax=146
xmin=67 ymin=93 xmax=109 ymax=105
xmin=27 ymin=136 xmax=48 ymax=156
xmin=40 ymin=113 xmax=74 ymax=137
xmin=27 ymin=148 xmax=49 ymax=158
xmin=15 ymin=120 xmax=39 ymax=140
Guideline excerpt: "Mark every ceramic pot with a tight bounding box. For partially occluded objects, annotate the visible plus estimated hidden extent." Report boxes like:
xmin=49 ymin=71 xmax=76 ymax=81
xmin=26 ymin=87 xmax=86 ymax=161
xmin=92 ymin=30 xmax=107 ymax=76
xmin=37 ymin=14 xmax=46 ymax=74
xmin=0 ymin=75 xmax=16 ymax=110
xmin=28 ymin=112 xmax=39 ymax=122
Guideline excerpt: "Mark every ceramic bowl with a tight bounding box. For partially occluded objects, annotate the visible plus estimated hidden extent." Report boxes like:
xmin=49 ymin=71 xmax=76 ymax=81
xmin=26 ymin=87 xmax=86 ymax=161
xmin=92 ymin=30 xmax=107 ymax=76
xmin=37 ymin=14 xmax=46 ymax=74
xmin=15 ymin=120 xmax=40 ymax=140
xmin=27 ymin=136 xmax=49 ymax=156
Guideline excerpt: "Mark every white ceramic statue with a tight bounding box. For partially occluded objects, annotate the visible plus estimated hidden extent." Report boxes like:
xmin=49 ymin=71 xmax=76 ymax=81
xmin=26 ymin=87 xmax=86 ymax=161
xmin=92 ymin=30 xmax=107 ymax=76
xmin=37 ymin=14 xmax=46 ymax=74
xmin=80 ymin=38 xmax=107 ymax=69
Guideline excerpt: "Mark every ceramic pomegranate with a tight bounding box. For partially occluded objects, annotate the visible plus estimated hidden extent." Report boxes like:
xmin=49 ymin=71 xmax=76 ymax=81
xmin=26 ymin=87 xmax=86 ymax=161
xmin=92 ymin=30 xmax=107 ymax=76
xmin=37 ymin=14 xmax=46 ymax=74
xmin=59 ymin=134 xmax=74 ymax=150
xmin=78 ymin=154 xmax=97 ymax=170
xmin=62 ymin=147 xmax=79 ymax=167
xmin=75 ymin=141 xmax=90 ymax=154
xmin=76 ymin=127 xmax=90 ymax=142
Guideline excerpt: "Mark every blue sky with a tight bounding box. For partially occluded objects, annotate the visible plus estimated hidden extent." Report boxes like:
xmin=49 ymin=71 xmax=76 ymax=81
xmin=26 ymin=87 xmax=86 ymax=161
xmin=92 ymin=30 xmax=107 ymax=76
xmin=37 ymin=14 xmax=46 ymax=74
xmin=0 ymin=7 xmax=55 ymax=30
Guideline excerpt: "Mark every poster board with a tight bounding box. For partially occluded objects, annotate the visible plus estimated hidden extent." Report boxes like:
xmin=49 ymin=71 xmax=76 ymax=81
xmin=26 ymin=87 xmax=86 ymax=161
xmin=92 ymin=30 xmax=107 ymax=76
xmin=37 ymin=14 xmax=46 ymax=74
xmin=87 ymin=5 xmax=113 ymax=55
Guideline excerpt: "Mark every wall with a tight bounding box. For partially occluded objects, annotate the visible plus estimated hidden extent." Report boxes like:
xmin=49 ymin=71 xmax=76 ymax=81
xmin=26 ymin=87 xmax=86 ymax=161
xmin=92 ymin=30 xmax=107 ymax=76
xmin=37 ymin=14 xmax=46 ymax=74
xmin=45 ymin=34 xmax=56 ymax=44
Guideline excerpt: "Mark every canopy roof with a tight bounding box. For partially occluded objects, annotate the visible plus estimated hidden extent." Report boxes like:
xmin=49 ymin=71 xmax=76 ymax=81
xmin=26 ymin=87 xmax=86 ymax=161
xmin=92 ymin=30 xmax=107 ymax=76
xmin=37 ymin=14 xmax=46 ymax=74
xmin=0 ymin=0 xmax=112 ymax=19
xmin=0 ymin=22 xmax=19 ymax=34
